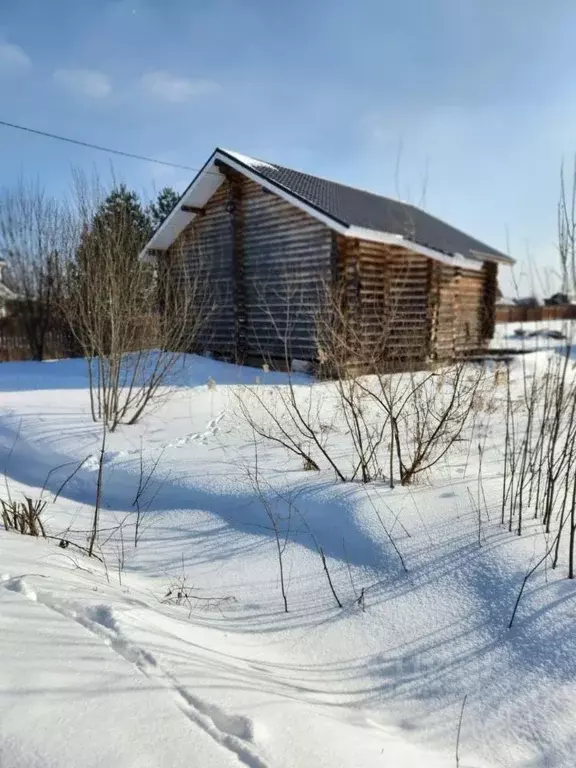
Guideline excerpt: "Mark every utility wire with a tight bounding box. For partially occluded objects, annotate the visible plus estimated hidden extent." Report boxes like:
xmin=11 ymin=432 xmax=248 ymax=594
xmin=0 ymin=118 xmax=204 ymax=173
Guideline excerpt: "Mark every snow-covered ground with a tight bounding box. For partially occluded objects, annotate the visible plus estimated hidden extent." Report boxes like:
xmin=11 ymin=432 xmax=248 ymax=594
xmin=492 ymin=319 xmax=576 ymax=352
xmin=1 ymin=347 xmax=576 ymax=767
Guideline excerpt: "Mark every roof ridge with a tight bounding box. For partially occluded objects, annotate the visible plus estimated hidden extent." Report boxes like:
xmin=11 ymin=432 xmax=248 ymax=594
xmin=218 ymin=146 xmax=410 ymax=209
xmin=218 ymin=147 xmax=511 ymax=262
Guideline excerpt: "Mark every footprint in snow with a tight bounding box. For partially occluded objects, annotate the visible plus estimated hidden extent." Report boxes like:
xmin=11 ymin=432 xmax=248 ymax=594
xmin=175 ymin=434 xmax=198 ymax=447
xmin=84 ymin=450 xmax=127 ymax=471
xmin=2 ymin=576 xmax=38 ymax=601
xmin=85 ymin=604 xmax=120 ymax=632
xmin=1 ymin=579 xmax=268 ymax=766
xmin=206 ymin=412 xmax=225 ymax=433
xmin=168 ymin=413 xmax=226 ymax=449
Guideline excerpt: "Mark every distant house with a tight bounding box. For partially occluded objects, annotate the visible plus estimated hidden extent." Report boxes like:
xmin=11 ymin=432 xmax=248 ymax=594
xmin=0 ymin=260 xmax=16 ymax=318
xmin=141 ymin=148 xmax=514 ymax=372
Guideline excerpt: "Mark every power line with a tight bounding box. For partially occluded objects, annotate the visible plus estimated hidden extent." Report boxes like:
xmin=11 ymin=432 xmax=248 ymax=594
xmin=0 ymin=118 xmax=203 ymax=173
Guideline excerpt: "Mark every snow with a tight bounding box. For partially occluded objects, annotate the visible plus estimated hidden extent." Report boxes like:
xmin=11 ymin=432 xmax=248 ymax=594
xmin=345 ymin=227 xmax=486 ymax=271
xmin=221 ymin=149 xmax=278 ymax=171
xmin=491 ymin=319 xmax=576 ymax=351
xmin=1 ymin=349 xmax=576 ymax=767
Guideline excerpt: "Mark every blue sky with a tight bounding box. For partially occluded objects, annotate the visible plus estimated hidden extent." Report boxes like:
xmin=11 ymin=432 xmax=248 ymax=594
xmin=2 ymin=0 xmax=576 ymax=294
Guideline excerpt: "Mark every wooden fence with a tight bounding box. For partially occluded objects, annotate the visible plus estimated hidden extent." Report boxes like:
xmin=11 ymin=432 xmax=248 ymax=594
xmin=495 ymin=304 xmax=576 ymax=324
xmin=0 ymin=319 xmax=79 ymax=362
xmin=0 ymin=316 xmax=159 ymax=362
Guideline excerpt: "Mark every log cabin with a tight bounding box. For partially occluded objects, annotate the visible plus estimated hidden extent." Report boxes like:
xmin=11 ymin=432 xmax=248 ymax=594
xmin=140 ymin=148 xmax=514 ymax=373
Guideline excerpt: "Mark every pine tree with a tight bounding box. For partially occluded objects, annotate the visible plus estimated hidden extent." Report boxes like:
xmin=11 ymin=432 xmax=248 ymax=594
xmin=71 ymin=185 xmax=153 ymax=351
xmin=148 ymin=187 xmax=179 ymax=229
xmin=93 ymin=184 xmax=152 ymax=265
xmin=73 ymin=185 xmax=151 ymax=283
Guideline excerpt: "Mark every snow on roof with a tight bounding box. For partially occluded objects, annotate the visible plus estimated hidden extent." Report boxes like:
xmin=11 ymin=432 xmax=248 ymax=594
xmin=219 ymin=149 xmax=277 ymax=171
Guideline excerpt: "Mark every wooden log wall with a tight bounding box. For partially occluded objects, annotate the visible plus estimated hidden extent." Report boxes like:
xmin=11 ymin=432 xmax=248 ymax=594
xmin=167 ymin=164 xmax=496 ymax=369
xmin=481 ymin=261 xmax=498 ymax=339
xmin=167 ymin=179 xmax=236 ymax=356
xmin=171 ymin=171 xmax=332 ymax=362
xmin=338 ymin=239 xmax=494 ymax=369
xmin=342 ymin=239 xmax=431 ymax=369
xmin=225 ymin=169 xmax=247 ymax=358
xmin=241 ymin=178 xmax=332 ymax=361
xmin=329 ymin=234 xmax=356 ymax=337
xmin=434 ymin=264 xmax=487 ymax=360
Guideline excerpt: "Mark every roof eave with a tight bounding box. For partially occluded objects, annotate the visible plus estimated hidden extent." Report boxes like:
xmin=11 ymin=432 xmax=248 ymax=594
xmin=139 ymin=148 xmax=224 ymax=258
xmin=139 ymin=148 xmax=350 ymax=259
xmin=139 ymin=148 xmax=516 ymax=270
xmin=469 ymin=250 xmax=515 ymax=266
xmin=345 ymin=227 xmax=486 ymax=271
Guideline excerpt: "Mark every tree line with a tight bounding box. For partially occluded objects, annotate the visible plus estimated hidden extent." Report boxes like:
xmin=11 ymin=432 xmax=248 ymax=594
xmin=0 ymin=175 xmax=209 ymax=433
xmin=0 ymin=180 xmax=179 ymax=361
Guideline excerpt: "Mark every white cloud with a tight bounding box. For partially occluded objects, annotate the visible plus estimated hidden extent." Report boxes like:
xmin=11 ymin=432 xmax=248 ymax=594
xmin=53 ymin=69 xmax=112 ymax=99
xmin=0 ymin=41 xmax=31 ymax=72
xmin=140 ymin=70 xmax=220 ymax=103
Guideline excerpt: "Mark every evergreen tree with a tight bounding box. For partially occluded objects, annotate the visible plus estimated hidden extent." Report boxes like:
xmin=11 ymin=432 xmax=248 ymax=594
xmin=71 ymin=185 xmax=153 ymax=349
xmin=94 ymin=184 xmax=152 ymax=263
xmin=148 ymin=187 xmax=179 ymax=229
xmin=74 ymin=185 xmax=151 ymax=278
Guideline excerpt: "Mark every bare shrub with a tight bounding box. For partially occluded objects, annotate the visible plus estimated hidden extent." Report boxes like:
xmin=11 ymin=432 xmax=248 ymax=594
xmin=132 ymin=446 xmax=168 ymax=547
xmin=161 ymin=556 xmax=235 ymax=618
xmin=362 ymin=486 xmax=408 ymax=572
xmin=0 ymin=180 xmax=69 ymax=360
xmin=276 ymin=488 xmax=344 ymax=609
xmin=235 ymin=378 xmax=341 ymax=479
xmin=62 ymin=172 xmax=210 ymax=431
xmin=501 ymin=158 xmax=576 ymax=578
xmin=317 ymin=274 xmax=489 ymax=485
xmin=88 ymin=422 xmax=107 ymax=557
xmin=393 ymin=365 xmax=486 ymax=485
xmin=502 ymin=342 xmax=576 ymax=569
xmin=235 ymin=273 xmax=345 ymax=479
xmin=244 ymin=430 xmax=294 ymax=612
xmin=236 ymin=271 xmax=488 ymax=487
xmin=1 ymin=496 xmax=47 ymax=537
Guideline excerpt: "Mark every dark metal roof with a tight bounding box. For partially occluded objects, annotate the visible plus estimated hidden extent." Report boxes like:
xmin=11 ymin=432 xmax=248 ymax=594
xmin=218 ymin=149 xmax=512 ymax=263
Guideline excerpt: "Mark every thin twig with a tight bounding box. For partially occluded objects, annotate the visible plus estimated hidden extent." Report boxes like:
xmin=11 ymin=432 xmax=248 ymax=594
xmin=455 ymin=694 xmax=468 ymax=768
